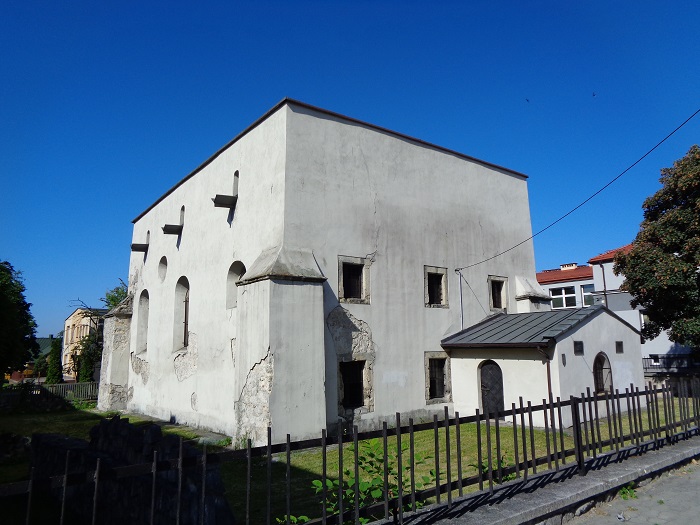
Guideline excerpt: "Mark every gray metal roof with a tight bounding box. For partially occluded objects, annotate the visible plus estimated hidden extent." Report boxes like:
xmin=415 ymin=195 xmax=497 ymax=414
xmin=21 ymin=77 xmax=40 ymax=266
xmin=441 ymin=306 xmax=606 ymax=348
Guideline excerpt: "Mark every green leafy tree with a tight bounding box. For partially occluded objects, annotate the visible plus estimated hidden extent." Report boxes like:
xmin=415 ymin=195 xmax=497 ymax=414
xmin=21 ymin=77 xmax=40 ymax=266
xmin=46 ymin=336 xmax=64 ymax=384
xmin=0 ymin=261 xmax=39 ymax=375
xmin=76 ymin=331 xmax=102 ymax=382
xmin=101 ymin=279 xmax=128 ymax=310
xmin=614 ymin=145 xmax=700 ymax=348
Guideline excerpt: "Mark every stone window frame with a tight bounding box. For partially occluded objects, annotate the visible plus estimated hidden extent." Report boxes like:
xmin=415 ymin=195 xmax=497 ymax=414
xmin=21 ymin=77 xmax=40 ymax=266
xmin=338 ymin=353 xmax=374 ymax=415
xmin=488 ymin=275 xmax=508 ymax=313
xmin=424 ymin=351 xmax=452 ymax=404
xmin=424 ymin=266 xmax=448 ymax=308
xmin=338 ymin=255 xmax=371 ymax=304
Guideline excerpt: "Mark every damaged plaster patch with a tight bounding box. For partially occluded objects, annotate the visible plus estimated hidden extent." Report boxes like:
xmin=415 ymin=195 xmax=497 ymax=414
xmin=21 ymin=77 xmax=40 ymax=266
xmin=326 ymin=306 xmax=375 ymax=357
xmin=191 ymin=392 xmax=198 ymax=411
xmin=234 ymin=347 xmax=273 ymax=445
xmin=174 ymin=332 xmax=198 ymax=382
xmin=326 ymin=306 xmax=376 ymax=416
xmin=130 ymin=353 xmax=150 ymax=385
xmin=105 ymin=383 xmax=128 ymax=408
xmin=127 ymin=386 xmax=134 ymax=402
xmin=230 ymin=338 xmax=236 ymax=365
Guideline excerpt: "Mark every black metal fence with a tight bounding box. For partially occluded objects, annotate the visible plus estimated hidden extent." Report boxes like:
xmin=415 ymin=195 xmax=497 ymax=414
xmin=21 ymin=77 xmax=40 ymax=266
xmin=643 ymin=354 xmax=700 ymax=376
xmin=1 ymin=379 xmax=699 ymax=525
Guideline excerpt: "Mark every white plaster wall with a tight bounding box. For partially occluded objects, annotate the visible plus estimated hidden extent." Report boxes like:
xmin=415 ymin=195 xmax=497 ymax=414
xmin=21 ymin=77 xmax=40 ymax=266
xmin=552 ymin=310 xmax=645 ymax=420
xmin=125 ymin=108 xmax=288 ymax=436
xmin=267 ymin=280 xmax=326 ymax=443
xmin=592 ymin=261 xmax=625 ymax=292
xmin=283 ymin=105 xmax=538 ymax=427
xmin=450 ymin=348 xmax=552 ymax=426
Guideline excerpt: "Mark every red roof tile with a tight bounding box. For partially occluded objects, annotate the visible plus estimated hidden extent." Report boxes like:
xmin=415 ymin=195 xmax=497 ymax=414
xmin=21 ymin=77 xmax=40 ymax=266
xmin=588 ymin=244 xmax=633 ymax=264
xmin=536 ymin=265 xmax=593 ymax=285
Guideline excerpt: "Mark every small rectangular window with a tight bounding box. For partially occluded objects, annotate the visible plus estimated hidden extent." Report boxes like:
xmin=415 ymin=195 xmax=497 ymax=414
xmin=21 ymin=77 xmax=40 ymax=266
xmin=340 ymin=361 xmax=365 ymax=410
xmin=488 ymin=276 xmax=508 ymax=312
xmin=342 ymin=263 xmax=364 ymax=299
xmin=429 ymin=358 xmax=446 ymax=399
xmin=424 ymin=266 xmax=448 ymax=307
xmin=582 ymin=284 xmax=595 ymax=307
xmin=338 ymin=256 xmax=370 ymax=304
xmin=616 ymin=341 xmax=624 ymax=354
xmin=574 ymin=341 xmax=584 ymax=355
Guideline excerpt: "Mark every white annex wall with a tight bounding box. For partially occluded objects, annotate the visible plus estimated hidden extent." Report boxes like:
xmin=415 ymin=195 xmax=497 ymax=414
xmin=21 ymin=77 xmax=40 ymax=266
xmin=552 ymin=310 xmax=645 ymax=402
xmin=450 ymin=348 xmax=552 ymax=425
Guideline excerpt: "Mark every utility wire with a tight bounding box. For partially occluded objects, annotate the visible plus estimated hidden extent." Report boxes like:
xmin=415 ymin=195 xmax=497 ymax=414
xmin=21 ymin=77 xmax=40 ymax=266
xmin=455 ymin=106 xmax=700 ymax=271
xmin=460 ymin=272 xmax=489 ymax=315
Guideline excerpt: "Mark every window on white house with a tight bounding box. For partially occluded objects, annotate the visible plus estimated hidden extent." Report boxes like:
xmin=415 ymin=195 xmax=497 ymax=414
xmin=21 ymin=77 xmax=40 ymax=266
xmin=551 ymin=286 xmax=576 ymax=308
xmin=340 ymin=360 xmax=365 ymax=409
xmin=593 ymin=353 xmax=612 ymax=393
xmin=174 ymin=277 xmax=190 ymax=351
xmin=429 ymin=358 xmax=446 ymax=399
xmin=338 ymin=256 xmax=370 ymax=304
xmin=226 ymin=261 xmax=246 ymax=309
xmin=424 ymin=266 xmax=448 ymax=307
xmin=581 ymin=284 xmax=595 ymax=307
xmin=574 ymin=341 xmax=584 ymax=356
xmin=616 ymin=341 xmax=624 ymax=354
xmin=488 ymin=276 xmax=508 ymax=312
xmin=136 ymin=290 xmax=149 ymax=354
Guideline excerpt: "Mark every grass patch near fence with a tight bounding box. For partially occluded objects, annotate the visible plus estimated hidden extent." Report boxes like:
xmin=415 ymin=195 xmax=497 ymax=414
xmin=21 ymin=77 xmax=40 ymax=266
xmin=221 ymin=420 xmax=576 ymax=523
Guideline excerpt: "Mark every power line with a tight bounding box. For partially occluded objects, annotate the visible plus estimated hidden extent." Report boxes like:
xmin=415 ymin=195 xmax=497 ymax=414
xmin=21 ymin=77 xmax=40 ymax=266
xmin=455 ymin=106 xmax=700 ymax=271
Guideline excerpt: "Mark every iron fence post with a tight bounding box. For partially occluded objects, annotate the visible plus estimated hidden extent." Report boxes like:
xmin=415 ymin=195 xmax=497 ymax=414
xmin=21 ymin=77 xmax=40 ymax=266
xmin=570 ymin=396 xmax=586 ymax=476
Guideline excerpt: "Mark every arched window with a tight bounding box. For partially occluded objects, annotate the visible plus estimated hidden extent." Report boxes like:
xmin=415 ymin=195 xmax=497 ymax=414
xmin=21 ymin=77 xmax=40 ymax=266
xmin=136 ymin=290 xmax=149 ymax=353
xmin=226 ymin=261 xmax=246 ymax=309
xmin=593 ymin=352 xmax=612 ymax=393
xmin=479 ymin=360 xmax=504 ymax=417
xmin=174 ymin=277 xmax=190 ymax=351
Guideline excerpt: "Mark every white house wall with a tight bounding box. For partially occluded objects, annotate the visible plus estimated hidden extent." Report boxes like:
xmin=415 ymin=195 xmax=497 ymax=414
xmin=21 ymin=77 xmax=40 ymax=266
xmin=124 ymin=108 xmax=288 ymax=436
xmin=552 ymin=310 xmax=645 ymax=419
xmin=283 ymin=105 xmax=539 ymax=429
xmin=450 ymin=348 xmax=553 ymax=426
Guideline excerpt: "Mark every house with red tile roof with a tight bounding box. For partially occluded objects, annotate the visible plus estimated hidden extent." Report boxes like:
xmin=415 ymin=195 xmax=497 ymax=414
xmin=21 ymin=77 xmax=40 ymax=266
xmin=538 ymin=244 xmax=691 ymax=361
xmin=536 ymin=263 xmax=594 ymax=309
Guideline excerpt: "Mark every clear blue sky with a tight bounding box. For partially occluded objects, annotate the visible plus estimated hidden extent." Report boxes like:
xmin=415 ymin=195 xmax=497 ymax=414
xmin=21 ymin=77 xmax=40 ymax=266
xmin=2 ymin=1 xmax=699 ymax=336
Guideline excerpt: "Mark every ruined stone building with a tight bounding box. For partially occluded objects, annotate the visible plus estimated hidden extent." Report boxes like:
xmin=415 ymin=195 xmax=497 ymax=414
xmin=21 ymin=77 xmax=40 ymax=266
xmin=98 ymin=99 xmax=642 ymax=444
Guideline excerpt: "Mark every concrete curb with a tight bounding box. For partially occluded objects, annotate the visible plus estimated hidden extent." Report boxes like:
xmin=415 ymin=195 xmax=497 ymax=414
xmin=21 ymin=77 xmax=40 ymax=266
xmin=403 ymin=433 xmax=700 ymax=525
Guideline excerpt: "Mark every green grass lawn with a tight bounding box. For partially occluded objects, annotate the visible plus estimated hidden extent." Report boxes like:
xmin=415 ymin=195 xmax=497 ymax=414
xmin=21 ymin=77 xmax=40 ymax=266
xmin=1 ymin=392 xmax=693 ymax=523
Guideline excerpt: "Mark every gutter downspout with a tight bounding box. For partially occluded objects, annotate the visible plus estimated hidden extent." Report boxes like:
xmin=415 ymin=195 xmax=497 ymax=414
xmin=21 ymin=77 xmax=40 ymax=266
xmin=538 ymin=344 xmax=556 ymax=431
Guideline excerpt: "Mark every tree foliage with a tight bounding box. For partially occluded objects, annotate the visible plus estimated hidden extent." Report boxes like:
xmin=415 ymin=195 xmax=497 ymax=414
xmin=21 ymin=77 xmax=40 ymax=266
xmin=0 ymin=261 xmax=39 ymax=374
xmin=76 ymin=331 xmax=102 ymax=382
xmin=101 ymin=279 xmax=128 ymax=310
xmin=614 ymin=145 xmax=700 ymax=348
xmin=46 ymin=336 xmax=64 ymax=384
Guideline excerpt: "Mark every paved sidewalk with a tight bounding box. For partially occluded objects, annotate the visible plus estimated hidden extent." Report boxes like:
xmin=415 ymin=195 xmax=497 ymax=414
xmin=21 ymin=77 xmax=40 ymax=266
xmin=406 ymin=433 xmax=700 ymax=525
xmin=570 ymin=459 xmax=700 ymax=525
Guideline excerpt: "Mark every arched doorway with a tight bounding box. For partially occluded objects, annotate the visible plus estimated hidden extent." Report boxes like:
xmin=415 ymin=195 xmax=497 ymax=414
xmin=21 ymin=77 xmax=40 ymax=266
xmin=593 ymin=353 xmax=612 ymax=393
xmin=479 ymin=360 xmax=504 ymax=417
